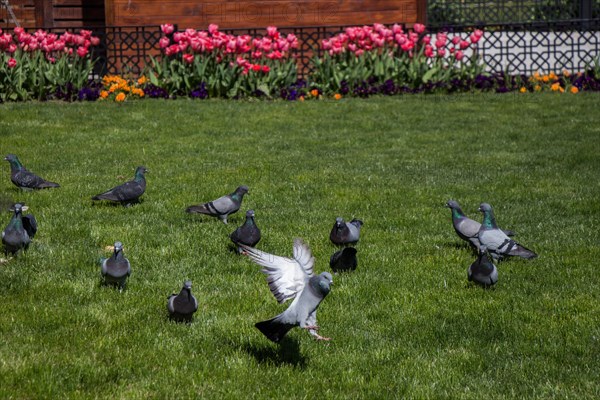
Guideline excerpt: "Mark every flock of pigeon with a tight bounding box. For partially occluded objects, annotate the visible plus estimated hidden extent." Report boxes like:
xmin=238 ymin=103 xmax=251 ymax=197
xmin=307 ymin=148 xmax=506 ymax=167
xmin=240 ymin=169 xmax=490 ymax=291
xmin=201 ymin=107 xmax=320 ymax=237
xmin=2 ymin=154 xmax=538 ymax=343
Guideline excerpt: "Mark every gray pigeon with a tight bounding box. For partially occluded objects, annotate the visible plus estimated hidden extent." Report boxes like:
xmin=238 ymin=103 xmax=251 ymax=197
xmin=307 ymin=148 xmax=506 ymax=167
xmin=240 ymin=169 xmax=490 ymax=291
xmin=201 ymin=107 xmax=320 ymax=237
xmin=2 ymin=203 xmax=37 ymax=255
xmin=92 ymin=166 xmax=147 ymax=205
xmin=330 ymin=217 xmax=363 ymax=246
xmin=101 ymin=241 xmax=131 ymax=290
xmin=186 ymin=185 xmax=248 ymax=224
xmin=329 ymin=247 xmax=357 ymax=273
xmin=167 ymin=281 xmax=198 ymax=322
xmin=239 ymin=239 xmax=333 ymax=343
xmin=4 ymin=154 xmax=60 ymax=189
xmin=230 ymin=209 xmax=261 ymax=251
xmin=478 ymin=203 xmax=537 ymax=261
xmin=468 ymin=252 xmax=498 ymax=287
xmin=445 ymin=200 xmax=514 ymax=250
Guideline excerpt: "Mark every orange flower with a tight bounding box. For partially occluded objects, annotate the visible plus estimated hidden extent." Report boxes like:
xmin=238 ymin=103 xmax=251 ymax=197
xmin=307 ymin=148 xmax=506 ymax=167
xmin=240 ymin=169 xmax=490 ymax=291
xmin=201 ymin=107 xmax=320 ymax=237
xmin=563 ymin=70 xmax=570 ymax=77
xmin=99 ymin=90 xmax=109 ymax=99
xmin=542 ymin=75 xmax=550 ymax=83
xmin=534 ymin=85 xmax=541 ymax=92
xmin=334 ymin=93 xmax=342 ymax=100
xmin=551 ymin=82 xmax=560 ymax=91
xmin=137 ymin=76 xmax=147 ymax=85
xmin=299 ymin=96 xmax=305 ymax=102
xmin=559 ymin=87 xmax=564 ymax=93
xmin=519 ymin=87 xmax=527 ymax=93
xmin=115 ymin=92 xmax=126 ymax=102
xmin=310 ymin=89 xmax=319 ymax=97
xmin=570 ymin=86 xmax=579 ymax=94
xmin=548 ymin=72 xmax=557 ymax=81
xmin=533 ymin=72 xmax=541 ymax=80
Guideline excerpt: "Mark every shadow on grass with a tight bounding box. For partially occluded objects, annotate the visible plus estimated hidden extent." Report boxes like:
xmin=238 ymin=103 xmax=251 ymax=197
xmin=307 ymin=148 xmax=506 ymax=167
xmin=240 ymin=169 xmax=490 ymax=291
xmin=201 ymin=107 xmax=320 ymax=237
xmin=240 ymin=337 xmax=308 ymax=368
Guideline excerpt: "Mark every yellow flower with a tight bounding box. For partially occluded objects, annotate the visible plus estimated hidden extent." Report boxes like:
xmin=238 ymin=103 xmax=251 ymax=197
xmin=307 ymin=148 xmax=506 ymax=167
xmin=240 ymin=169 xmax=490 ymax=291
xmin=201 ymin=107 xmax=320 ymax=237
xmin=99 ymin=90 xmax=109 ymax=99
xmin=519 ymin=87 xmax=527 ymax=93
xmin=570 ymin=86 xmax=579 ymax=94
xmin=551 ymin=82 xmax=560 ymax=91
xmin=115 ymin=92 xmax=126 ymax=102
xmin=334 ymin=93 xmax=342 ymax=100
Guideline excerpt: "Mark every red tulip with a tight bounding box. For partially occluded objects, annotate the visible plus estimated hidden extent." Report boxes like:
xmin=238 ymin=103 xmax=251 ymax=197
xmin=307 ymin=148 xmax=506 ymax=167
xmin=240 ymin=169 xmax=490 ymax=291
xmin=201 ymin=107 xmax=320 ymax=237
xmin=183 ymin=53 xmax=194 ymax=64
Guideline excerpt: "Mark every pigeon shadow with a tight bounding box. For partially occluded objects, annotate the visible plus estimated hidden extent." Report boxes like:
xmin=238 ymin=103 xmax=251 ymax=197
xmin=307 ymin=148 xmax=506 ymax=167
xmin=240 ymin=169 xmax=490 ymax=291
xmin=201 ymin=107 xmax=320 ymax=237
xmin=240 ymin=337 xmax=307 ymax=368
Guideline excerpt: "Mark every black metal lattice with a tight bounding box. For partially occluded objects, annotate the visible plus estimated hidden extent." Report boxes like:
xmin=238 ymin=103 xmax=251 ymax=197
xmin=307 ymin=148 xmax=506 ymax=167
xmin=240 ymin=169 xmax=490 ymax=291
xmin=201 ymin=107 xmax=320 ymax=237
xmin=427 ymin=0 xmax=600 ymax=27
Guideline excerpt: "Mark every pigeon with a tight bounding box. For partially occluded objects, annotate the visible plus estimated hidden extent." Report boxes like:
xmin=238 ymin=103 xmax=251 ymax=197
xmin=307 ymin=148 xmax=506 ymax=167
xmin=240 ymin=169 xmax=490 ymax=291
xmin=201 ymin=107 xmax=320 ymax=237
xmin=445 ymin=200 xmax=515 ymax=250
xmin=4 ymin=154 xmax=60 ymax=189
xmin=230 ymin=209 xmax=261 ymax=251
xmin=329 ymin=247 xmax=357 ymax=273
xmin=2 ymin=203 xmax=37 ymax=255
xmin=468 ymin=252 xmax=498 ymax=287
xmin=239 ymin=239 xmax=333 ymax=343
xmin=167 ymin=281 xmax=198 ymax=322
xmin=330 ymin=217 xmax=363 ymax=246
xmin=186 ymin=185 xmax=248 ymax=224
xmin=92 ymin=166 xmax=147 ymax=205
xmin=100 ymin=241 xmax=131 ymax=290
xmin=478 ymin=203 xmax=537 ymax=261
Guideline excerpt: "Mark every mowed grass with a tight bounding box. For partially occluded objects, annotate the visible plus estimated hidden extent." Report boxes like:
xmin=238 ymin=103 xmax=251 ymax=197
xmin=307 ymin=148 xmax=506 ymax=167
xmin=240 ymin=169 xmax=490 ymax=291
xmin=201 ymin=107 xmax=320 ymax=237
xmin=0 ymin=94 xmax=599 ymax=399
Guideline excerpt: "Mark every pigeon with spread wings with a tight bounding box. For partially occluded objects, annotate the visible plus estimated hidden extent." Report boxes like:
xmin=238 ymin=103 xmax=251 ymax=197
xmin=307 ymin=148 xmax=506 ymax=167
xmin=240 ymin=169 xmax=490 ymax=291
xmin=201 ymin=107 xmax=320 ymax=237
xmin=240 ymin=239 xmax=333 ymax=343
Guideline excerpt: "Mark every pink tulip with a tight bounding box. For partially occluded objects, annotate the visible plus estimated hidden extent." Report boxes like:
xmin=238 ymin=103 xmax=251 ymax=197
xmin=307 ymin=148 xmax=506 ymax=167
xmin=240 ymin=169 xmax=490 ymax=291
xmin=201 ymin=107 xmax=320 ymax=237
xmin=392 ymin=24 xmax=403 ymax=34
xmin=7 ymin=57 xmax=17 ymax=68
xmin=7 ymin=43 xmax=16 ymax=53
xmin=91 ymin=36 xmax=100 ymax=46
xmin=459 ymin=40 xmax=470 ymax=50
xmin=413 ymin=23 xmax=425 ymax=34
xmin=208 ymin=24 xmax=219 ymax=35
xmin=452 ymin=36 xmax=461 ymax=45
xmin=437 ymin=48 xmax=446 ymax=57
xmin=183 ymin=53 xmax=194 ymax=64
xmin=425 ymin=44 xmax=434 ymax=58
xmin=165 ymin=44 xmax=180 ymax=56
xmin=159 ymin=37 xmax=170 ymax=49
xmin=266 ymin=26 xmax=278 ymax=38
xmin=455 ymin=50 xmax=464 ymax=61
xmin=13 ymin=27 xmax=24 ymax=35
xmin=251 ymin=51 xmax=262 ymax=59
xmin=261 ymin=65 xmax=270 ymax=73
xmin=76 ymin=46 xmax=88 ymax=57
xmin=422 ymin=36 xmax=431 ymax=44
xmin=470 ymin=31 xmax=483 ymax=44
xmin=355 ymin=49 xmax=364 ymax=56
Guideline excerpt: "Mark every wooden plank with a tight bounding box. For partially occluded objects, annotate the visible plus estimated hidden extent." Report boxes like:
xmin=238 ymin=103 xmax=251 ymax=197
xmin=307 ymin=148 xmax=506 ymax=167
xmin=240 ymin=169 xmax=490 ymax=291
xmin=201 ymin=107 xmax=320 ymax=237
xmin=53 ymin=7 xmax=105 ymax=21
xmin=108 ymin=0 xmax=418 ymax=28
xmin=53 ymin=0 xmax=104 ymax=5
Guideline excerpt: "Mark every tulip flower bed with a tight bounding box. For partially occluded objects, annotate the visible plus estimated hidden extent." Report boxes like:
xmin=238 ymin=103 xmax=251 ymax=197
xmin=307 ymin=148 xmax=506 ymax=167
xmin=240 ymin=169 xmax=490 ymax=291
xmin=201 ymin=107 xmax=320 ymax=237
xmin=0 ymin=28 xmax=100 ymax=101
xmin=145 ymin=24 xmax=299 ymax=98
xmin=1 ymin=24 xmax=600 ymax=102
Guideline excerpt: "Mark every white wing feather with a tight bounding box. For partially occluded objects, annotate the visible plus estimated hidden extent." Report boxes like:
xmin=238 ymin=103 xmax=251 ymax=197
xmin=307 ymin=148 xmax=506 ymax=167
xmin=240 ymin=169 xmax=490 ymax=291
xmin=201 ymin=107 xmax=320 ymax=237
xmin=240 ymin=238 xmax=314 ymax=303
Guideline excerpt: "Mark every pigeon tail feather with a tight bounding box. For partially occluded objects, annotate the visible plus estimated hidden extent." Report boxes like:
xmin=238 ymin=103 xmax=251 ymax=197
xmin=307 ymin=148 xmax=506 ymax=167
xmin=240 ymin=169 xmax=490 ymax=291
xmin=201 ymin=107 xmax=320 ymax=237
xmin=255 ymin=317 xmax=295 ymax=343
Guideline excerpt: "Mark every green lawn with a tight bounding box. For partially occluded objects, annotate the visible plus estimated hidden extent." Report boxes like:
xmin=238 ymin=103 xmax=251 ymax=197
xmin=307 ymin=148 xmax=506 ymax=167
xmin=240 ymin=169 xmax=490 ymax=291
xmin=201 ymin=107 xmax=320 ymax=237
xmin=0 ymin=94 xmax=599 ymax=399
